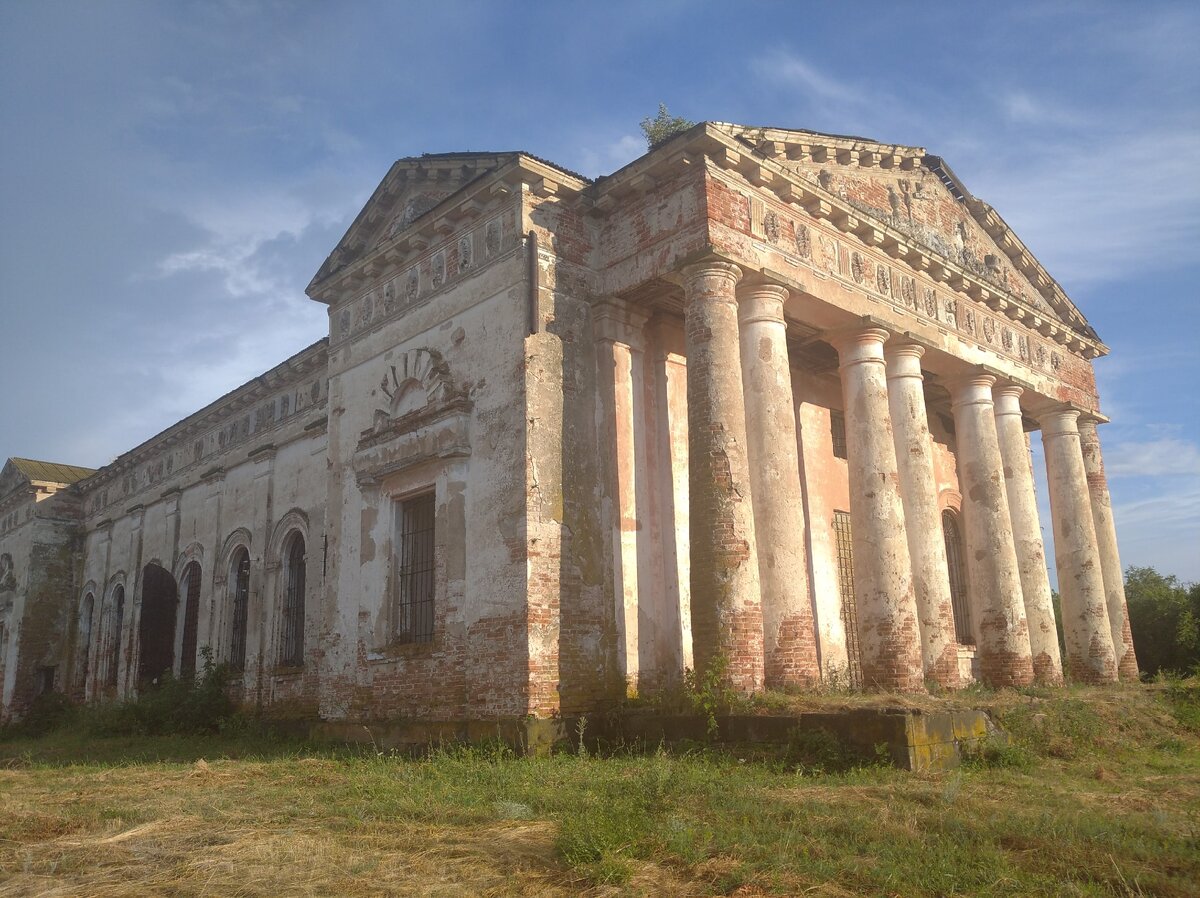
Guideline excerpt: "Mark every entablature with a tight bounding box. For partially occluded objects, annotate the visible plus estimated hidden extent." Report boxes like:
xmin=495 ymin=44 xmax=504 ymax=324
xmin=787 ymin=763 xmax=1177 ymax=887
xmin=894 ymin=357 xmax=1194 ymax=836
xmin=80 ymin=339 xmax=329 ymax=519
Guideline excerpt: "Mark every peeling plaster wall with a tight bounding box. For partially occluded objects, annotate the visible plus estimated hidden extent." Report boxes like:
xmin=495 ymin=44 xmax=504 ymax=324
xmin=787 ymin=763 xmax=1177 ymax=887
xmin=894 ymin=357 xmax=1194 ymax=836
xmin=0 ymin=490 xmax=84 ymax=719
xmin=320 ymin=244 xmax=535 ymax=721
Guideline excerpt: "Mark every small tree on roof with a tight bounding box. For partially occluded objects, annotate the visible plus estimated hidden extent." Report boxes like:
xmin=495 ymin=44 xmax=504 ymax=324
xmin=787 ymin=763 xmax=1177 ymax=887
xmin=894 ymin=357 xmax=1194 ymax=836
xmin=640 ymin=103 xmax=695 ymax=149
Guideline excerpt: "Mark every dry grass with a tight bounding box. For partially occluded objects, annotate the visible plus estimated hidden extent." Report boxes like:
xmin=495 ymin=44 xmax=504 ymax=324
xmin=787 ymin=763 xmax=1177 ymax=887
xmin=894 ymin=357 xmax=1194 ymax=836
xmin=2 ymin=682 xmax=1198 ymax=897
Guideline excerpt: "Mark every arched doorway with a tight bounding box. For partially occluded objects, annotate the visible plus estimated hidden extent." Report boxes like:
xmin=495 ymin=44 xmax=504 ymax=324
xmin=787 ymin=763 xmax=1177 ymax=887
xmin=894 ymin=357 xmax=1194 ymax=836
xmin=178 ymin=562 xmax=202 ymax=679
xmin=138 ymin=563 xmax=178 ymax=685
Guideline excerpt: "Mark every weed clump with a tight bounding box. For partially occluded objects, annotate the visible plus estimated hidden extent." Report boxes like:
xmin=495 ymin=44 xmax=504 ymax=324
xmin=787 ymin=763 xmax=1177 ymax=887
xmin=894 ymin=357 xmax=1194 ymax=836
xmin=0 ymin=647 xmax=241 ymax=741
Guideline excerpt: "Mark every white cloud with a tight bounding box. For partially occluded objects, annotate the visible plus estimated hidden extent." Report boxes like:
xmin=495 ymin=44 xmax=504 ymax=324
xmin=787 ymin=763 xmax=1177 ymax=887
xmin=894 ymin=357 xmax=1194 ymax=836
xmin=997 ymin=91 xmax=1089 ymax=128
xmin=751 ymin=50 xmax=866 ymax=107
xmin=968 ymin=125 xmax=1200 ymax=286
xmin=1105 ymin=438 xmax=1200 ymax=478
xmin=572 ymin=133 xmax=646 ymax=179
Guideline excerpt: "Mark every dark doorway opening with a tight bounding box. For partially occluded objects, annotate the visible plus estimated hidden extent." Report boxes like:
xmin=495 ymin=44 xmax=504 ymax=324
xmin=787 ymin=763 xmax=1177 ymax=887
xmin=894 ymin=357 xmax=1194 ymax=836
xmin=138 ymin=563 xmax=178 ymax=685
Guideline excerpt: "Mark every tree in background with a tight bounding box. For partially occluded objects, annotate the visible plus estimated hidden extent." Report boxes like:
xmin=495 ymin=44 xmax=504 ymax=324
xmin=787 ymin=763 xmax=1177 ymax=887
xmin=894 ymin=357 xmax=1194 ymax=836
xmin=640 ymin=104 xmax=695 ymax=149
xmin=1124 ymin=566 xmax=1200 ymax=676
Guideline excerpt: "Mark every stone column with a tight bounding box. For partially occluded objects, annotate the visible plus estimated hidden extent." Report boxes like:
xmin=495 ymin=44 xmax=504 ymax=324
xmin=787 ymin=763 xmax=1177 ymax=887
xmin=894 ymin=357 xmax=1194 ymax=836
xmin=830 ymin=324 xmax=924 ymax=691
xmin=594 ymin=300 xmax=650 ymax=693
xmin=1079 ymin=416 xmax=1138 ymax=679
xmin=994 ymin=386 xmax=1063 ymax=684
xmin=1040 ymin=406 xmax=1118 ymax=683
xmin=681 ymin=261 xmax=764 ymax=694
xmin=946 ymin=371 xmax=1034 ymax=687
xmin=737 ymin=282 xmax=819 ymax=689
xmin=884 ymin=341 xmax=960 ymax=688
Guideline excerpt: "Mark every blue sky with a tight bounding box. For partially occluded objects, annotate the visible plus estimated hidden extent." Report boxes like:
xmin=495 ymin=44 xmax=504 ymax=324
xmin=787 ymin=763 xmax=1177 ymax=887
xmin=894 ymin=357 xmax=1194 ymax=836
xmin=1 ymin=1 xmax=1197 ymax=581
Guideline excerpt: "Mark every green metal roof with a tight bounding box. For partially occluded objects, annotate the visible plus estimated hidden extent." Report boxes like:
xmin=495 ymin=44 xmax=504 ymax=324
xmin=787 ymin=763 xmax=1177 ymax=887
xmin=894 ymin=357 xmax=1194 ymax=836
xmin=7 ymin=457 xmax=96 ymax=485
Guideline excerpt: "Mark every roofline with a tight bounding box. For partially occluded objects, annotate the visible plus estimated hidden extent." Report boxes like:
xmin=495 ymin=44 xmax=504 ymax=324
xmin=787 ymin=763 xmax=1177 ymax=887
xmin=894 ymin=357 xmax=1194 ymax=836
xmin=77 ymin=337 xmax=329 ymax=490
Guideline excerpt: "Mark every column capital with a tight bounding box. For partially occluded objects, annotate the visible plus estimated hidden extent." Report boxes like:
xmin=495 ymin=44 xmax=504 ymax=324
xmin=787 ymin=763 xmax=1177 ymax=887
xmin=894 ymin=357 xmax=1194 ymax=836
xmin=1078 ymin=409 xmax=1111 ymax=427
xmin=825 ymin=316 xmax=892 ymax=369
xmin=884 ymin=340 xmax=925 ymax=381
xmin=1037 ymin=403 xmax=1084 ymax=436
xmin=592 ymin=298 xmax=651 ymax=347
xmin=735 ymin=281 xmax=789 ymax=326
xmin=993 ymin=384 xmax=1024 ymax=418
xmin=680 ymin=259 xmax=743 ymax=294
xmin=944 ymin=365 xmax=1000 ymax=407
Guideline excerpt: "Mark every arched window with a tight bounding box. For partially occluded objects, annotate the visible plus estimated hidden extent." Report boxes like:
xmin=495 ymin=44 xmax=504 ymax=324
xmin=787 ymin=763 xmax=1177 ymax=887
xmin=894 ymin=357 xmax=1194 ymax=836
xmin=178 ymin=562 xmax=202 ymax=679
xmin=280 ymin=533 xmax=306 ymax=667
xmin=108 ymin=585 xmax=125 ymax=687
xmin=78 ymin=593 xmax=95 ymax=688
xmin=942 ymin=510 xmax=973 ymax=645
xmin=228 ymin=548 xmax=250 ymax=671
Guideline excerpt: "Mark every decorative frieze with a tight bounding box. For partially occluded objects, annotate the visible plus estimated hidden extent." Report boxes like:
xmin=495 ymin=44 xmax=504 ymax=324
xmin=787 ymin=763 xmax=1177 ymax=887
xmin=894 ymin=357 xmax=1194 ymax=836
xmin=332 ymin=213 xmax=517 ymax=347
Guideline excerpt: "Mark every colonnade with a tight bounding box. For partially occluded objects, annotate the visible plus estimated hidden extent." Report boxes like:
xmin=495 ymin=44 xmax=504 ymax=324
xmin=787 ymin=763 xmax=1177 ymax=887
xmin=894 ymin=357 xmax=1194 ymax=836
xmin=599 ymin=260 xmax=1135 ymax=692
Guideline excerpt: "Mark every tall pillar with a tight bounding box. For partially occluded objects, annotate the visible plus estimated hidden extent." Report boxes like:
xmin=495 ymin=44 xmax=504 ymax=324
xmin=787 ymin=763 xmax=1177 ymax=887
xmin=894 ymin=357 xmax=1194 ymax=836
xmin=884 ymin=341 xmax=960 ymax=688
xmin=946 ymin=370 xmax=1034 ymax=687
xmin=1079 ymin=416 xmax=1138 ymax=679
xmin=594 ymin=301 xmax=650 ymax=692
xmin=830 ymin=324 xmax=924 ymax=691
xmin=737 ymin=282 xmax=819 ymax=689
xmin=681 ymin=261 xmax=763 ymax=694
xmin=994 ymin=386 xmax=1063 ymax=684
xmin=1039 ymin=406 xmax=1118 ymax=683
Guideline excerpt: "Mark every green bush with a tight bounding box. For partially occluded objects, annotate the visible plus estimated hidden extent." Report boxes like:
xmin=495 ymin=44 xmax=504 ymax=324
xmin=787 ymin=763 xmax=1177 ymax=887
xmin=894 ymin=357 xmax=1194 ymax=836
xmin=1125 ymin=567 xmax=1200 ymax=677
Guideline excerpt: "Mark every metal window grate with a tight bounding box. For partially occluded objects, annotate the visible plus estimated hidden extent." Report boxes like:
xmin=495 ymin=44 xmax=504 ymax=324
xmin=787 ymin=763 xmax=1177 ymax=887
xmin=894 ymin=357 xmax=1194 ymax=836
xmin=78 ymin=593 xmax=94 ymax=689
xmin=108 ymin=586 xmax=124 ymax=687
xmin=229 ymin=550 xmax=250 ymax=670
xmin=833 ymin=510 xmax=862 ymax=687
xmin=831 ymin=411 xmax=848 ymax=460
xmin=942 ymin=510 xmax=974 ymax=645
xmin=179 ymin=563 xmax=201 ymax=678
xmin=280 ymin=535 xmax=306 ymax=667
xmin=396 ymin=492 xmax=436 ymax=644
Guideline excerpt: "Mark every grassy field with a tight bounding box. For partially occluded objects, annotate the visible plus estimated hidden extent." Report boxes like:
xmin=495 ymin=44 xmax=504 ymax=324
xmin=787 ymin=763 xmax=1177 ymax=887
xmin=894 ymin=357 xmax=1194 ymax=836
xmin=1 ymin=682 xmax=1198 ymax=897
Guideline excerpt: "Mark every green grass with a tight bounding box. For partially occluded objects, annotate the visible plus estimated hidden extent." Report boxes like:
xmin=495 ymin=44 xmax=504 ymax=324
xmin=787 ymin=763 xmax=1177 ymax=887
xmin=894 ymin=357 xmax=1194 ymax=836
xmin=2 ymin=683 xmax=1198 ymax=896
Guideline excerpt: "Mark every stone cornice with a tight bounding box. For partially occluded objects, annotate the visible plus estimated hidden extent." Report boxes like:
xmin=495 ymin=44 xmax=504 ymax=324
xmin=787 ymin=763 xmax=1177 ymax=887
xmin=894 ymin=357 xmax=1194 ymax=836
xmin=572 ymin=123 xmax=1105 ymax=361
xmin=308 ymin=154 xmax=586 ymax=305
xmin=80 ymin=339 xmax=328 ymax=497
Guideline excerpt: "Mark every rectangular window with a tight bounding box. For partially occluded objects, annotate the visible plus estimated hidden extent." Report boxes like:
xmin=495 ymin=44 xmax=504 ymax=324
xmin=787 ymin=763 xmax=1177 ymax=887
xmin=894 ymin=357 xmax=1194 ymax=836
xmin=394 ymin=492 xmax=436 ymax=644
xmin=833 ymin=510 xmax=862 ymax=687
xmin=830 ymin=410 xmax=848 ymax=460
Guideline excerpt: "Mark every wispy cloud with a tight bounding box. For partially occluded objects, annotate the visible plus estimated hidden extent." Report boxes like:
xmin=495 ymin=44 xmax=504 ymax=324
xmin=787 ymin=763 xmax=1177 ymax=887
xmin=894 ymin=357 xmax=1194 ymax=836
xmin=968 ymin=125 xmax=1200 ymax=287
xmin=751 ymin=50 xmax=867 ymax=107
xmin=1105 ymin=438 xmax=1200 ymax=478
xmin=573 ymin=133 xmax=645 ymax=178
xmin=997 ymin=91 xmax=1090 ymax=128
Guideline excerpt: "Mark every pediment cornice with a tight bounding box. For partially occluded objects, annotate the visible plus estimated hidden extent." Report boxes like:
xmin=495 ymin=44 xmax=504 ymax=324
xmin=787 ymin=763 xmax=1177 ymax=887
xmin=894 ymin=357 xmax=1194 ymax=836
xmin=307 ymin=153 xmax=587 ymax=304
xmin=576 ymin=123 xmax=1104 ymax=359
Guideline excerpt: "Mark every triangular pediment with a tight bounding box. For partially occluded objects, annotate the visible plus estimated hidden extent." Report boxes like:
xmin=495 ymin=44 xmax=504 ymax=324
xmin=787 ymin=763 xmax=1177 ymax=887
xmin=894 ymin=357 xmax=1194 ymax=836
xmin=1 ymin=457 xmax=94 ymax=505
xmin=0 ymin=460 xmax=29 ymax=503
xmin=712 ymin=123 xmax=1096 ymax=339
xmin=308 ymin=152 xmax=522 ymax=292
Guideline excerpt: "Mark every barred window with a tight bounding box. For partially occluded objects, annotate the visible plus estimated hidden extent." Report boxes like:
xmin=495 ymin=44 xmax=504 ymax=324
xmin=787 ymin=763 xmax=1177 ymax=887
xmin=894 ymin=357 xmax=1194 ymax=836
xmin=78 ymin=592 xmax=94 ymax=688
xmin=833 ymin=510 xmax=862 ymax=687
xmin=108 ymin=585 xmax=124 ymax=687
xmin=280 ymin=533 xmax=306 ymax=667
xmin=228 ymin=548 xmax=250 ymax=670
xmin=394 ymin=492 xmax=435 ymax=644
xmin=942 ymin=510 xmax=974 ymax=645
xmin=179 ymin=562 xmax=201 ymax=679
xmin=831 ymin=410 xmax=848 ymax=460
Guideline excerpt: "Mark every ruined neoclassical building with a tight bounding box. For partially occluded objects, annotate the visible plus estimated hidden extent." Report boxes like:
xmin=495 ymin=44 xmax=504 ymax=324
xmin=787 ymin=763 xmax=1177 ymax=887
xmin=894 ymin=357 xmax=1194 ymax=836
xmin=0 ymin=123 xmax=1138 ymax=723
